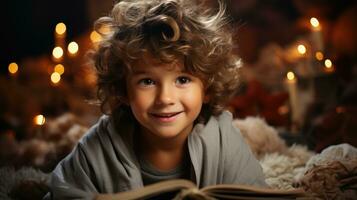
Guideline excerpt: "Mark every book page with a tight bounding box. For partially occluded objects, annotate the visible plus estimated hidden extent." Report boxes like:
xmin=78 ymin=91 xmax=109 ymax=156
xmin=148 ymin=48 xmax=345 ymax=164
xmin=96 ymin=179 xmax=197 ymax=200
xmin=201 ymin=184 xmax=305 ymax=199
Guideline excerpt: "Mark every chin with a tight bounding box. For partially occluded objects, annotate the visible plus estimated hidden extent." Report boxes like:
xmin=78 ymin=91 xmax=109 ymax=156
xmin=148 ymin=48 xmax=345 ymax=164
xmin=155 ymin=131 xmax=181 ymax=139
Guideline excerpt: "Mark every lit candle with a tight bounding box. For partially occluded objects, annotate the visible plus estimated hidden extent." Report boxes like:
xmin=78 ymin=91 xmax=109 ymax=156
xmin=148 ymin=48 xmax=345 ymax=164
xmin=295 ymin=43 xmax=315 ymax=77
xmin=324 ymin=58 xmax=334 ymax=73
xmin=33 ymin=114 xmax=45 ymax=137
xmin=310 ymin=17 xmax=323 ymax=51
xmin=285 ymin=71 xmax=300 ymax=131
xmin=55 ymin=22 xmax=66 ymax=48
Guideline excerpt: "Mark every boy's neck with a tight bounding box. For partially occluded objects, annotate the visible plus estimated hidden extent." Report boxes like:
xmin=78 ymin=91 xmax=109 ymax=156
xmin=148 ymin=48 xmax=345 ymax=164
xmin=138 ymin=127 xmax=190 ymax=171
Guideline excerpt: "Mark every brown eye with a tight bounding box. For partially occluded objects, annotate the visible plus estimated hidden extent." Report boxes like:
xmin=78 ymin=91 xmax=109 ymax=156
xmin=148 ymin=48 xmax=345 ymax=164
xmin=176 ymin=76 xmax=191 ymax=85
xmin=138 ymin=78 xmax=155 ymax=86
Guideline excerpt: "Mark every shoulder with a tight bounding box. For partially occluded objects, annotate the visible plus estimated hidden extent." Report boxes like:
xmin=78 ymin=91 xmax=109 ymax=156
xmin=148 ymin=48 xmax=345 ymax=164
xmin=79 ymin=115 xmax=111 ymax=146
xmin=211 ymin=110 xmax=243 ymax=140
xmin=190 ymin=110 xmax=244 ymax=147
xmin=76 ymin=115 xmax=124 ymax=157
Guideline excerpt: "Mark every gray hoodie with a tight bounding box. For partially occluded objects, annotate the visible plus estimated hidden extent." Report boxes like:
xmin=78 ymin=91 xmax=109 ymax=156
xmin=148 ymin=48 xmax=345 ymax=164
xmin=48 ymin=111 xmax=266 ymax=199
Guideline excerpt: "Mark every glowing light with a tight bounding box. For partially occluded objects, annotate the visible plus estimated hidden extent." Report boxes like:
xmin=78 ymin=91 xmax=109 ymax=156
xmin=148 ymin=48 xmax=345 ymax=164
xmin=310 ymin=17 xmax=320 ymax=28
xmin=68 ymin=41 xmax=79 ymax=54
xmin=287 ymin=71 xmax=295 ymax=81
xmin=99 ymin=25 xmax=111 ymax=34
xmin=278 ymin=105 xmax=289 ymax=115
xmin=34 ymin=115 xmax=46 ymax=125
xmin=55 ymin=22 xmax=66 ymax=35
xmin=51 ymin=72 xmax=61 ymax=84
xmin=315 ymin=51 xmax=324 ymax=61
xmin=336 ymin=106 xmax=346 ymax=113
xmin=52 ymin=46 xmax=64 ymax=59
xmin=8 ymin=62 xmax=18 ymax=74
xmin=54 ymin=64 xmax=65 ymax=75
xmin=324 ymin=59 xmax=332 ymax=68
xmin=297 ymin=44 xmax=306 ymax=55
xmin=90 ymin=31 xmax=102 ymax=43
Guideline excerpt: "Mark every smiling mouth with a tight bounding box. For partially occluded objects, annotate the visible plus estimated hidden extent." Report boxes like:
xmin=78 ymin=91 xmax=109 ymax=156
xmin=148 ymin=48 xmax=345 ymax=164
xmin=151 ymin=112 xmax=182 ymax=121
xmin=151 ymin=112 xmax=182 ymax=118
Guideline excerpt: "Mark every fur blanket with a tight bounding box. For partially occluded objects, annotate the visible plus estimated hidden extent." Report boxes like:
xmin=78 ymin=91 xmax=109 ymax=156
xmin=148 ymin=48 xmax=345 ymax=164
xmin=233 ymin=117 xmax=315 ymax=190
xmin=0 ymin=167 xmax=49 ymax=200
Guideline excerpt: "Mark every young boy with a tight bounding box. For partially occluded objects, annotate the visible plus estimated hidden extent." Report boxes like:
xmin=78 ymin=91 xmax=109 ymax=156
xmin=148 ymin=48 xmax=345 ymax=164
xmin=48 ymin=0 xmax=267 ymax=199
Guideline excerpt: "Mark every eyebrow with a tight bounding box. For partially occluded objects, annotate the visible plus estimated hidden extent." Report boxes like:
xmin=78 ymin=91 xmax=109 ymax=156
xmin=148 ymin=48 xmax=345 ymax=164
xmin=131 ymin=70 xmax=148 ymax=75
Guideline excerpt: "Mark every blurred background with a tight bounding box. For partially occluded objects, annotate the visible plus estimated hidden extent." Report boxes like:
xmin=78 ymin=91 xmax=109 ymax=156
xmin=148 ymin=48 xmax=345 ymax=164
xmin=0 ymin=0 xmax=356 ymax=177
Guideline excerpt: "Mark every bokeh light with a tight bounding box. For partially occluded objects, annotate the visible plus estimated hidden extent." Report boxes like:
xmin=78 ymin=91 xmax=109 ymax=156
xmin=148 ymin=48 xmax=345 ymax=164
xmin=52 ymin=46 xmax=64 ymax=59
xmin=68 ymin=41 xmax=79 ymax=54
xmin=297 ymin=44 xmax=306 ymax=55
xmin=54 ymin=64 xmax=65 ymax=75
xmin=8 ymin=62 xmax=19 ymax=74
xmin=34 ymin=115 xmax=46 ymax=126
xmin=287 ymin=71 xmax=295 ymax=80
xmin=55 ymin=22 xmax=66 ymax=35
xmin=51 ymin=72 xmax=61 ymax=84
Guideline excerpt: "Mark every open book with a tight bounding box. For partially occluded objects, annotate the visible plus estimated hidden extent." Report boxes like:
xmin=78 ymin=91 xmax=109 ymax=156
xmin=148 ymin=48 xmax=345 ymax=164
xmin=96 ymin=179 xmax=307 ymax=200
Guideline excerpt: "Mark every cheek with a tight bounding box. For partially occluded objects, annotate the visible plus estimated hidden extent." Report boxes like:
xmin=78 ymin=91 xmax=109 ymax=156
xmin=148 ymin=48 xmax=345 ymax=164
xmin=128 ymin=91 xmax=151 ymax=113
xmin=182 ymin=87 xmax=205 ymax=109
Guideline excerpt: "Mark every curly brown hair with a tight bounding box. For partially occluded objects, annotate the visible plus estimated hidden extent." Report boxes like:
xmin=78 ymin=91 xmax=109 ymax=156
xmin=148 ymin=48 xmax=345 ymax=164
xmin=92 ymin=0 xmax=241 ymax=121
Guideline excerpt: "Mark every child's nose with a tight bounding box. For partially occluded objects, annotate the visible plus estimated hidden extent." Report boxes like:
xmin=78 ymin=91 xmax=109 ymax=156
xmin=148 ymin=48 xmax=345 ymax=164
xmin=155 ymin=85 xmax=175 ymax=105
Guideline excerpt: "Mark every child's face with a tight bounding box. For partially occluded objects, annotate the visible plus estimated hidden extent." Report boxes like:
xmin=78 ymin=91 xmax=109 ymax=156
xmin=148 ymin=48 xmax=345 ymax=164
xmin=126 ymin=55 xmax=205 ymax=140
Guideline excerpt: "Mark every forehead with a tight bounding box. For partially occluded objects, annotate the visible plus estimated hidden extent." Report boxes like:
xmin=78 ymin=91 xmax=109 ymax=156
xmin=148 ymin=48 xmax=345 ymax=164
xmin=131 ymin=53 xmax=184 ymax=73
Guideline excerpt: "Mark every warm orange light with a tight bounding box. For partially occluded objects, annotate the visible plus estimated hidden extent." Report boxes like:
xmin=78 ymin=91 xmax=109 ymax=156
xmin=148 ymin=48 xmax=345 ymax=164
xmin=287 ymin=71 xmax=295 ymax=81
xmin=34 ymin=115 xmax=46 ymax=125
xmin=51 ymin=72 xmax=61 ymax=84
xmin=52 ymin=46 xmax=64 ymax=59
xmin=310 ymin=17 xmax=320 ymax=28
xmin=8 ymin=62 xmax=18 ymax=74
xmin=90 ymin=31 xmax=102 ymax=43
xmin=55 ymin=22 xmax=66 ymax=35
xmin=297 ymin=44 xmax=306 ymax=55
xmin=54 ymin=64 xmax=65 ymax=75
xmin=68 ymin=41 xmax=79 ymax=54
xmin=315 ymin=51 xmax=324 ymax=61
xmin=336 ymin=106 xmax=346 ymax=113
xmin=278 ymin=105 xmax=289 ymax=115
xmin=99 ymin=25 xmax=111 ymax=34
xmin=324 ymin=59 xmax=332 ymax=68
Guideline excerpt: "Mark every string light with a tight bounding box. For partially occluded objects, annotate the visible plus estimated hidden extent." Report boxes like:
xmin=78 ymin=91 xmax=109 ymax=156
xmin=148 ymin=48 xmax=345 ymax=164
xmin=297 ymin=44 xmax=306 ymax=55
xmin=34 ymin=115 xmax=46 ymax=125
xmin=51 ymin=72 xmax=61 ymax=84
xmin=52 ymin=46 xmax=64 ymax=59
xmin=68 ymin=41 xmax=79 ymax=55
xmin=55 ymin=22 xmax=66 ymax=35
xmin=8 ymin=62 xmax=19 ymax=74
xmin=287 ymin=71 xmax=295 ymax=81
xmin=315 ymin=51 xmax=324 ymax=61
xmin=54 ymin=64 xmax=65 ymax=75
